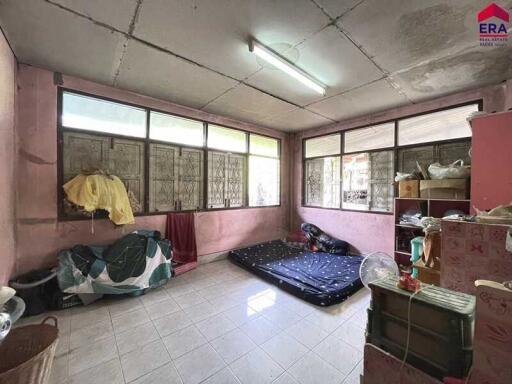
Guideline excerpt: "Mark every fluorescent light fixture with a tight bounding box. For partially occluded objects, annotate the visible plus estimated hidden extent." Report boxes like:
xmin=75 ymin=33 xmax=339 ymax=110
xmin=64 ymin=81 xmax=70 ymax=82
xmin=249 ymin=40 xmax=326 ymax=95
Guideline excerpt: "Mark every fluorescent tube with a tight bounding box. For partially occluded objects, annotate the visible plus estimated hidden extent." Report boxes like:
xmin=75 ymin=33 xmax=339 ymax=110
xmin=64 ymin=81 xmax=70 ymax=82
xmin=249 ymin=40 xmax=326 ymax=95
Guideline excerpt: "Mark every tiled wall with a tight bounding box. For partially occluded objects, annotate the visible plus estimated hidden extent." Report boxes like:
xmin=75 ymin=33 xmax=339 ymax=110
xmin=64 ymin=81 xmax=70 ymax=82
xmin=441 ymin=220 xmax=512 ymax=294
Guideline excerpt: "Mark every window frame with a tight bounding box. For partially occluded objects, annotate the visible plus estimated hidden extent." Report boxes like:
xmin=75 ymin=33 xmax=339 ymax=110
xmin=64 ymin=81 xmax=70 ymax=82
xmin=57 ymin=88 xmax=281 ymax=221
xmin=301 ymin=100 xmax=483 ymax=215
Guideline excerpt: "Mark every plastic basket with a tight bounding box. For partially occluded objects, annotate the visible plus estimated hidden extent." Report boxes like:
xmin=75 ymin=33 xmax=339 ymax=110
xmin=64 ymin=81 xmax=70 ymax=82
xmin=0 ymin=316 xmax=59 ymax=384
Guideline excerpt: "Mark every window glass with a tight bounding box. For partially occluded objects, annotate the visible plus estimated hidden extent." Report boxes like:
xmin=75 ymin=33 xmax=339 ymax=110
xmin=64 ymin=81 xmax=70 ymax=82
xmin=150 ymin=112 xmax=203 ymax=146
xmin=304 ymin=157 xmax=340 ymax=208
xmin=250 ymin=134 xmax=279 ymax=158
xmin=344 ymin=123 xmax=395 ymax=153
xmin=62 ymin=92 xmax=146 ymax=137
xmin=304 ymin=134 xmax=340 ymax=158
xmin=249 ymin=156 xmax=280 ymax=206
xmin=398 ymin=104 xmax=478 ymax=145
xmin=342 ymin=151 xmax=393 ymax=212
xmin=208 ymin=124 xmax=247 ymax=152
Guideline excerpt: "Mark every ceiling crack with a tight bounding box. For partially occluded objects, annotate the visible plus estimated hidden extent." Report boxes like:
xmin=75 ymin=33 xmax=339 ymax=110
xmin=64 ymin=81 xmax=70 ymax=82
xmin=42 ymin=0 xmax=406 ymax=128
xmin=112 ymin=0 xmax=144 ymax=86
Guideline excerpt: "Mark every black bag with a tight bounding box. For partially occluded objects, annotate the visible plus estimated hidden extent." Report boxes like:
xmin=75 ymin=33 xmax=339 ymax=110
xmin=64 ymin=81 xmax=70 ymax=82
xmin=9 ymin=270 xmax=79 ymax=316
xmin=301 ymin=223 xmax=349 ymax=255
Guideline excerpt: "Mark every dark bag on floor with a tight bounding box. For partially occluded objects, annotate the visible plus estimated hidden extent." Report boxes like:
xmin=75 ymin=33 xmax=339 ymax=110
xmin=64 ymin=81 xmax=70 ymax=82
xmin=301 ymin=223 xmax=349 ymax=255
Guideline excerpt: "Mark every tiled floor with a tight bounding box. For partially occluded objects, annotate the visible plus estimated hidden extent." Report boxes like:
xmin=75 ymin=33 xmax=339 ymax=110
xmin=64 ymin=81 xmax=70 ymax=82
xmin=16 ymin=259 xmax=370 ymax=384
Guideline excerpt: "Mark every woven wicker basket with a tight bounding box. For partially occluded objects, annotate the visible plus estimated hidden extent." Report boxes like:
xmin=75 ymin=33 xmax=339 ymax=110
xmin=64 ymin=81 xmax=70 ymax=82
xmin=0 ymin=316 xmax=59 ymax=384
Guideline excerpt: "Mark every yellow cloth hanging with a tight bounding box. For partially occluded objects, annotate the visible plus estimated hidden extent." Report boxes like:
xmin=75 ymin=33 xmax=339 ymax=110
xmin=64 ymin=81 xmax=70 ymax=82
xmin=63 ymin=174 xmax=135 ymax=225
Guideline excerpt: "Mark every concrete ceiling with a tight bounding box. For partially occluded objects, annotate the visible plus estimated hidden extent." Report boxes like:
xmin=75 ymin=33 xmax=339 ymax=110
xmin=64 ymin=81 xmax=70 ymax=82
xmin=1 ymin=0 xmax=511 ymax=132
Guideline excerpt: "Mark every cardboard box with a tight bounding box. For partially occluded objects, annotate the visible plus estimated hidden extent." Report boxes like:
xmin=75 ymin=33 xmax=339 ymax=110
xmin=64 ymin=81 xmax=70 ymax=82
xmin=399 ymin=180 xmax=419 ymax=198
xmin=419 ymin=179 xmax=468 ymax=199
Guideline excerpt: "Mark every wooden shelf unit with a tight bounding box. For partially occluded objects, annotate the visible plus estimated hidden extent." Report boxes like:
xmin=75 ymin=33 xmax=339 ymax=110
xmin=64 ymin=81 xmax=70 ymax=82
xmin=394 ymin=197 xmax=470 ymax=268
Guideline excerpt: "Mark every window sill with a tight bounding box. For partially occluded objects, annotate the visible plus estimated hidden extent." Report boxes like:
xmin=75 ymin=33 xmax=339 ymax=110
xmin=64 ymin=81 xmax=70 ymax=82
xmin=57 ymin=205 xmax=282 ymax=222
xmin=301 ymin=205 xmax=393 ymax=215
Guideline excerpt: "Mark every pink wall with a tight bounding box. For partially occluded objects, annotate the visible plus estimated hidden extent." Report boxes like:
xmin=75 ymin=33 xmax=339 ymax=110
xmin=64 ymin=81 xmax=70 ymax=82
xmin=14 ymin=64 xmax=290 ymax=277
xmin=291 ymin=84 xmax=509 ymax=256
xmin=0 ymin=30 xmax=16 ymax=285
xmin=471 ymin=111 xmax=512 ymax=211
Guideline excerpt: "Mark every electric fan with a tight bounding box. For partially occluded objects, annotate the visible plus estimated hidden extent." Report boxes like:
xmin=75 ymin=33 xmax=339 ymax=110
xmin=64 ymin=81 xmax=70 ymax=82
xmin=359 ymin=251 xmax=400 ymax=289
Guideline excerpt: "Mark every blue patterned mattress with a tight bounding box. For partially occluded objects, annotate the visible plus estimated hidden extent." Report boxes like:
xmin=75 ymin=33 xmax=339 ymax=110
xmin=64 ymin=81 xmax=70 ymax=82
xmin=229 ymin=240 xmax=363 ymax=306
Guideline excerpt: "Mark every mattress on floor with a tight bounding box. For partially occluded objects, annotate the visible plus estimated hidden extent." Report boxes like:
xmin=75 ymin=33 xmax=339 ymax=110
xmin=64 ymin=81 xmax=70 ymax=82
xmin=229 ymin=240 xmax=363 ymax=306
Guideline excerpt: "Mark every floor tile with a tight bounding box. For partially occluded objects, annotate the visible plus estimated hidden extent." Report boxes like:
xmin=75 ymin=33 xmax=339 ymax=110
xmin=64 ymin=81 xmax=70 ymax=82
xmin=115 ymin=321 xmax=159 ymax=355
xmin=70 ymin=307 xmax=110 ymax=331
xmin=348 ymin=308 xmax=367 ymax=329
xmin=130 ymin=362 xmax=183 ymax=384
xmin=210 ymin=329 xmax=257 ymax=364
xmin=162 ymin=325 xmax=207 ymax=359
xmin=229 ymin=348 xmax=283 ymax=384
xmin=247 ymin=294 xmax=277 ymax=313
xmin=48 ymin=354 xmax=69 ymax=384
xmin=167 ymin=281 xmax=196 ymax=298
xmin=239 ymin=317 xmax=280 ymax=345
xmin=68 ymin=358 xmax=123 ymax=384
xmin=313 ymin=337 xmax=362 ymax=376
xmin=288 ymin=352 xmax=345 ymax=384
xmin=261 ymin=333 xmax=308 ymax=369
xmin=222 ymin=304 xmax=260 ymax=326
xmin=120 ymin=339 xmax=171 ymax=382
xmin=111 ymin=308 xmax=150 ymax=334
xmin=305 ymin=310 xmax=351 ymax=333
xmin=261 ymin=307 xmax=302 ymax=330
xmin=174 ymin=344 xmax=226 ymax=384
xmin=273 ymin=373 xmax=299 ymax=384
xmin=144 ymin=298 xmax=181 ymax=320
xmin=201 ymin=367 xmax=240 ymax=384
xmin=55 ymin=332 xmax=71 ymax=357
xmin=140 ymin=288 xmax=171 ymax=307
xmin=342 ymin=361 xmax=363 ymax=384
xmin=208 ymin=295 xmax=243 ymax=312
xmin=281 ymin=299 xmax=316 ymax=317
xmin=68 ymin=336 xmax=118 ymax=376
xmin=193 ymin=276 xmax=218 ymax=290
xmin=331 ymin=320 xmax=366 ymax=351
xmin=153 ymin=310 xmax=192 ymax=337
xmin=108 ymin=297 xmax=144 ymax=317
xmin=174 ymin=291 xmax=207 ymax=309
xmin=70 ymin=320 xmax=113 ymax=349
xmin=33 ymin=259 xmax=369 ymax=384
xmin=183 ymin=302 xmax=222 ymax=323
xmin=196 ymin=284 xmax=226 ymax=301
xmin=196 ymin=313 xmax=237 ymax=341
xmin=284 ymin=319 xmax=328 ymax=349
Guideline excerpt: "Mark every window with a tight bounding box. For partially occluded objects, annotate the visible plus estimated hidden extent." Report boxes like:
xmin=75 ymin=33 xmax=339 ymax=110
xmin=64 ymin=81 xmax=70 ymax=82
xmin=305 ymin=134 xmax=340 ymax=158
xmin=149 ymin=112 xmax=204 ymax=147
xmin=208 ymin=124 xmax=247 ymax=152
xmin=302 ymin=102 xmax=480 ymax=213
xmin=304 ymin=133 xmax=341 ymax=208
xmin=62 ymin=92 xmax=146 ymax=137
xmin=249 ymin=134 xmax=280 ymax=207
xmin=59 ymin=90 xmax=281 ymax=218
xmin=344 ymin=123 xmax=394 ymax=153
xmin=342 ymin=151 xmax=393 ymax=212
xmin=207 ymin=151 xmax=246 ymax=208
xmin=149 ymin=144 xmax=204 ymax=212
xmin=398 ymin=104 xmax=478 ymax=146
xmin=305 ymin=157 xmax=340 ymax=208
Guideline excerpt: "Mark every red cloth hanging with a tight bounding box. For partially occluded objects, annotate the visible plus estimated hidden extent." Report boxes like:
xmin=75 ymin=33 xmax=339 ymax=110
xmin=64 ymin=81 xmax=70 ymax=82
xmin=166 ymin=213 xmax=197 ymax=264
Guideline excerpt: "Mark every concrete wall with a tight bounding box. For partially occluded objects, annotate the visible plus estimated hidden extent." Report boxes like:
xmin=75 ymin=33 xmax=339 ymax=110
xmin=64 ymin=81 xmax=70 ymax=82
xmin=15 ymin=64 xmax=290 ymax=276
xmin=0 ymin=29 xmax=16 ymax=285
xmin=291 ymin=83 xmax=508 ymax=256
